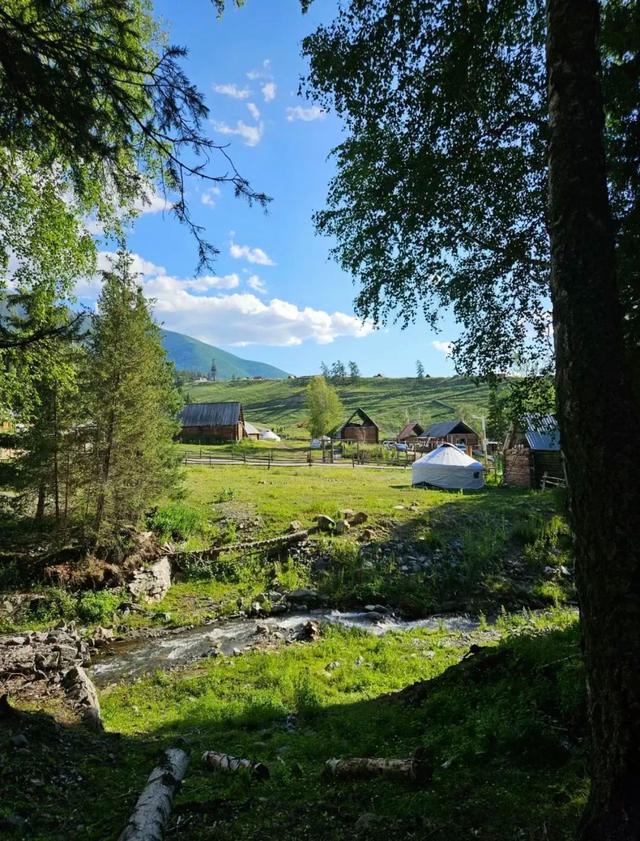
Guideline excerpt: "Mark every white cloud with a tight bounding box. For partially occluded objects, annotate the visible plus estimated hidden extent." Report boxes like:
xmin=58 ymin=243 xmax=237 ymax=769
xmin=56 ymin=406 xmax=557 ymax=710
xmin=133 ymin=188 xmax=172 ymax=215
xmin=432 ymin=340 xmax=454 ymax=356
xmin=246 ymin=102 xmax=261 ymax=120
xmin=247 ymin=59 xmax=272 ymax=81
xmin=212 ymin=119 xmax=263 ymax=147
xmin=247 ymin=274 xmax=267 ymax=294
xmin=80 ymin=251 xmax=372 ymax=348
xmin=212 ymin=82 xmax=250 ymax=99
xmin=286 ymin=105 xmax=326 ymax=122
xmin=261 ymin=82 xmax=277 ymax=102
xmin=230 ymin=242 xmax=276 ymax=267
xmin=201 ymin=186 xmax=221 ymax=207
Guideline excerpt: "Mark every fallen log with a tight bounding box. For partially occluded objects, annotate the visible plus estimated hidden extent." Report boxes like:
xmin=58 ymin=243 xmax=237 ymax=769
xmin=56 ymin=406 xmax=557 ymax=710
xmin=202 ymin=750 xmax=270 ymax=780
xmin=323 ymin=750 xmax=432 ymax=784
xmin=118 ymin=748 xmax=190 ymax=841
xmin=172 ymin=530 xmax=308 ymax=564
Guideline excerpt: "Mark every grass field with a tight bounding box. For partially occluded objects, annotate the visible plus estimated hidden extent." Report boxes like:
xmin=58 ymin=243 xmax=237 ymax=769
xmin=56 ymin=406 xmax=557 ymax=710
xmin=2 ymin=608 xmax=586 ymax=841
xmin=180 ymin=375 xmax=497 ymax=438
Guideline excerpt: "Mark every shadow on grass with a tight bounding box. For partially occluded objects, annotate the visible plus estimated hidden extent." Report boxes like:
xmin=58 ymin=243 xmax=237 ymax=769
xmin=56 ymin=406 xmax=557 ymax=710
xmin=2 ymin=620 xmax=587 ymax=840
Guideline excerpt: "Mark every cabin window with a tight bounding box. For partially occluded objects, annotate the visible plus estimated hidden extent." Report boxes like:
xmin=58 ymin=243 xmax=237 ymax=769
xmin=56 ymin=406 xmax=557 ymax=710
xmin=473 ymin=471 xmax=480 ymax=478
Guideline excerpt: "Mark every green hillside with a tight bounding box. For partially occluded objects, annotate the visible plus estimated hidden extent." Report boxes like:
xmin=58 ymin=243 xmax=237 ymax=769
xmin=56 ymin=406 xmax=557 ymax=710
xmin=161 ymin=329 xmax=288 ymax=380
xmin=182 ymin=375 xmax=495 ymax=438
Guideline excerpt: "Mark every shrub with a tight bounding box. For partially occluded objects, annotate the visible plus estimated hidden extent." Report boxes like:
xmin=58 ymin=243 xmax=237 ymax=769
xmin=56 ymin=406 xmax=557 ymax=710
xmin=149 ymin=503 xmax=202 ymax=541
xmin=76 ymin=590 xmax=122 ymax=624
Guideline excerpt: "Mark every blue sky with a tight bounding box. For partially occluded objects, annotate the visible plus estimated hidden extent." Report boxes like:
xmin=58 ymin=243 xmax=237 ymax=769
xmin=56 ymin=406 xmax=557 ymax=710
xmin=95 ymin=0 xmax=458 ymax=377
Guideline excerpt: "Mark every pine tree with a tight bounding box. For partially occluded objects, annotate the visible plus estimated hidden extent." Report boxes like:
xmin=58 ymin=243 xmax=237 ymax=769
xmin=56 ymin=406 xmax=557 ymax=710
xmin=210 ymin=359 xmax=217 ymax=382
xmin=416 ymin=360 xmax=425 ymax=380
xmin=85 ymin=252 xmax=181 ymax=548
xmin=348 ymin=361 xmax=361 ymax=381
xmin=320 ymin=361 xmax=330 ymax=377
xmin=306 ymin=376 xmax=343 ymax=437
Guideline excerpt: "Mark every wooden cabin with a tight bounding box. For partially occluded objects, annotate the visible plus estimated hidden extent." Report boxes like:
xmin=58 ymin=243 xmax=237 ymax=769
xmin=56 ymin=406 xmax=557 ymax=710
xmin=179 ymin=402 xmax=246 ymax=443
xmin=335 ymin=408 xmax=380 ymax=444
xmin=418 ymin=420 xmax=479 ymax=450
xmin=397 ymin=421 xmax=425 ymax=444
xmin=503 ymin=414 xmax=564 ymax=489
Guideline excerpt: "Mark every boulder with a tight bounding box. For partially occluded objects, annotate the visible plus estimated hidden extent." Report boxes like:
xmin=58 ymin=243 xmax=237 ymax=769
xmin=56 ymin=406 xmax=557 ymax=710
xmin=339 ymin=509 xmax=355 ymax=520
xmin=286 ymin=588 xmax=319 ymax=606
xmin=288 ymin=520 xmax=304 ymax=533
xmin=334 ymin=519 xmax=350 ymax=535
xmin=316 ymin=515 xmax=336 ymax=532
xmin=127 ymin=557 xmax=172 ymax=602
xmin=351 ymin=512 xmax=368 ymax=525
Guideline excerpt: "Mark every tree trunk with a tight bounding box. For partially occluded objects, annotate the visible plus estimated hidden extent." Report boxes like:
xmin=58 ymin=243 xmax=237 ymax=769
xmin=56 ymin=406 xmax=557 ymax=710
xmin=202 ymin=750 xmax=270 ymax=780
xmin=546 ymin=2 xmax=640 ymax=838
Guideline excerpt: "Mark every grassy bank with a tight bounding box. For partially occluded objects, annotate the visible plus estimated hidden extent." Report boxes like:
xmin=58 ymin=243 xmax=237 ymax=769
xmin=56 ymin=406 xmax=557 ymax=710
xmin=1 ymin=465 xmax=572 ymax=633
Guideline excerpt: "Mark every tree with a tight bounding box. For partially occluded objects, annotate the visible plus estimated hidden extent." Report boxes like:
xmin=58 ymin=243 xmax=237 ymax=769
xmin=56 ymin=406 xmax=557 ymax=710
xmin=302 ymin=0 xmax=640 ymax=833
xmin=0 ymin=0 xmax=268 ymax=357
xmin=546 ymin=2 xmax=640 ymax=834
xmin=306 ymin=376 xmax=343 ymax=438
xmin=486 ymin=382 xmax=508 ymax=444
xmin=301 ymin=1 xmax=640 ymax=381
xmin=416 ymin=360 xmax=425 ymax=380
xmin=348 ymin=360 xmax=361 ymax=381
xmin=330 ymin=360 xmax=347 ymax=382
xmin=85 ymin=252 xmax=181 ymax=549
xmin=210 ymin=359 xmax=217 ymax=382
xmin=320 ymin=361 xmax=330 ymax=377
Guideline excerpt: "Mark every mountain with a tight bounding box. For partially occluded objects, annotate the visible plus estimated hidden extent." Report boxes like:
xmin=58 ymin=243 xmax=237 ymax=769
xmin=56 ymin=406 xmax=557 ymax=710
xmin=161 ymin=329 xmax=288 ymax=380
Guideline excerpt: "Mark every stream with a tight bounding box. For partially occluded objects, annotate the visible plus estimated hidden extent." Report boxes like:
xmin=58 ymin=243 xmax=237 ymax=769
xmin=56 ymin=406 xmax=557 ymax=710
xmin=90 ymin=610 xmax=479 ymax=687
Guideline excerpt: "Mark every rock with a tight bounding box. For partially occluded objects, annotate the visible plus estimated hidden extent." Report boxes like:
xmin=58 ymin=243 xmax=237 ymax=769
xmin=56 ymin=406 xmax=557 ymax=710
xmin=127 ymin=556 xmax=172 ymax=602
xmin=359 ymin=528 xmax=374 ymax=542
xmin=351 ymin=512 xmax=368 ymax=525
xmin=5 ymin=636 xmax=27 ymax=646
xmin=295 ymin=621 xmax=320 ymax=642
xmin=92 ymin=626 xmax=114 ymax=647
xmin=10 ymin=734 xmax=28 ymax=749
xmin=232 ymin=648 xmax=242 ymax=656
xmin=339 ymin=509 xmax=355 ymax=520
xmin=325 ymin=660 xmax=341 ymax=671
xmin=393 ymin=504 xmax=406 ymax=510
xmin=334 ymin=519 xmax=350 ymax=535
xmin=288 ymin=520 xmax=304 ymax=532
xmin=559 ymin=565 xmax=572 ymax=577
xmin=287 ymin=588 xmax=319 ymax=605
xmin=364 ymin=604 xmax=388 ymax=614
xmin=354 ymin=655 xmax=365 ymax=666
xmin=316 ymin=514 xmax=336 ymax=532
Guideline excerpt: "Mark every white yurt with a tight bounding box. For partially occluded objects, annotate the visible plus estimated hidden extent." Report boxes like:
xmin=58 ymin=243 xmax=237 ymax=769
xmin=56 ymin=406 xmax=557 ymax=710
xmin=412 ymin=443 xmax=484 ymax=490
xmin=260 ymin=428 xmax=281 ymax=442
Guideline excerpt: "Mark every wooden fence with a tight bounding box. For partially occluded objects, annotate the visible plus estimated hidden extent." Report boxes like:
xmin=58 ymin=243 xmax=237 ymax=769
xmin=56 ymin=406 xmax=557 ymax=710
xmin=181 ymin=447 xmax=416 ymax=469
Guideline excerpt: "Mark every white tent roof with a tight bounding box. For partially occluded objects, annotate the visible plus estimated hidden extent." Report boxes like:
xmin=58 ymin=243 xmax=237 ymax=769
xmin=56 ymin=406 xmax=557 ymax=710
xmin=260 ymin=428 xmax=281 ymax=441
xmin=412 ymin=443 xmax=484 ymax=490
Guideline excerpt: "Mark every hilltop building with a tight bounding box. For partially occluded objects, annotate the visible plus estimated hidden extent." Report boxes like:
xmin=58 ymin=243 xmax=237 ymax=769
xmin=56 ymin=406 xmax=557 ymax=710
xmin=334 ymin=408 xmax=380 ymax=444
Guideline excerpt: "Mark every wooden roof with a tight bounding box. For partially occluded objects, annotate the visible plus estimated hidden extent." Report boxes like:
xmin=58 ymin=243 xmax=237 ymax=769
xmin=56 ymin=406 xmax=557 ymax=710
xmin=335 ymin=407 xmax=379 ymax=433
xmin=180 ymin=402 xmax=243 ymax=427
xmin=398 ymin=421 xmax=424 ymax=439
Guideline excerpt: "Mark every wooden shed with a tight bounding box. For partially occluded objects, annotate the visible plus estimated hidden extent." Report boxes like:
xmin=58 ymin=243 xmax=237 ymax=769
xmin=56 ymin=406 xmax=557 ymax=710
xmin=335 ymin=408 xmax=380 ymax=444
xmin=397 ymin=421 xmax=425 ymax=443
xmin=179 ymin=402 xmax=246 ymax=443
xmin=503 ymin=414 xmax=564 ymax=489
xmin=418 ymin=420 xmax=479 ymax=450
